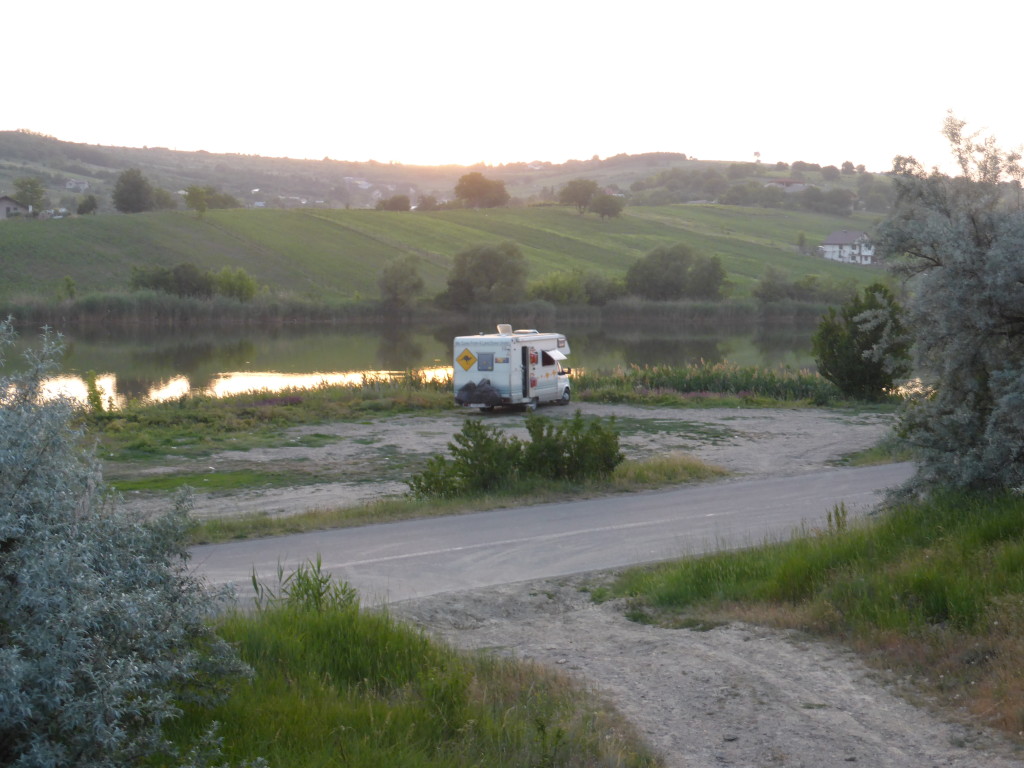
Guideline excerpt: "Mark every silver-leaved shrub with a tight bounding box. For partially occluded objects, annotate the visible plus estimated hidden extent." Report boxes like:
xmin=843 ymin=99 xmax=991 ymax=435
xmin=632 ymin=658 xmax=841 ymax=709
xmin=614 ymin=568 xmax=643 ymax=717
xmin=879 ymin=115 xmax=1024 ymax=492
xmin=0 ymin=320 xmax=249 ymax=767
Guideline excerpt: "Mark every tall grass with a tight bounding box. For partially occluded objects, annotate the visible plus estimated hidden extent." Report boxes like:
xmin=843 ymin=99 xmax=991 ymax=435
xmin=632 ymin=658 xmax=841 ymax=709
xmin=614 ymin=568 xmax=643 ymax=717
xmin=577 ymin=362 xmax=840 ymax=405
xmin=3 ymin=291 xmax=459 ymax=328
xmin=167 ymin=563 xmax=658 ymax=767
xmin=612 ymin=491 xmax=1024 ymax=735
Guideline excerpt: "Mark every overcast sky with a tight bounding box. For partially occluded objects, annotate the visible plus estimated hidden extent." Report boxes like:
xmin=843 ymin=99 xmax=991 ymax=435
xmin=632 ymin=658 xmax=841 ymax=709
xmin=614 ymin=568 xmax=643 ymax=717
xmin=9 ymin=0 xmax=1020 ymax=173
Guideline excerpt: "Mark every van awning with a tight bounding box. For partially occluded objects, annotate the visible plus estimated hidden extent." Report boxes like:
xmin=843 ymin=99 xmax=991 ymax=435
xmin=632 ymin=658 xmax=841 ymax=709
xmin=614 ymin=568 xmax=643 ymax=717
xmin=548 ymin=349 xmax=567 ymax=360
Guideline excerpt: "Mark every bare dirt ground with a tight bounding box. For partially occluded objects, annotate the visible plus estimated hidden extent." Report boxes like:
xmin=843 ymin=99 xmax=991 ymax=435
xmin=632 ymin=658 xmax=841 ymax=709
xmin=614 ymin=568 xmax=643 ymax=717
xmin=120 ymin=403 xmax=896 ymax=520
xmin=123 ymin=404 xmax=1024 ymax=766
xmin=392 ymin=575 xmax=1024 ymax=768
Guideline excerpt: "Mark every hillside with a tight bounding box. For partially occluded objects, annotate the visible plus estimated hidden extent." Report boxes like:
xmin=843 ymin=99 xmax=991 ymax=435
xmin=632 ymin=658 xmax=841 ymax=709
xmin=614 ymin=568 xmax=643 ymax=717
xmin=0 ymin=131 xmax=702 ymax=212
xmin=0 ymin=130 xmax=889 ymax=215
xmin=0 ymin=203 xmax=884 ymax=303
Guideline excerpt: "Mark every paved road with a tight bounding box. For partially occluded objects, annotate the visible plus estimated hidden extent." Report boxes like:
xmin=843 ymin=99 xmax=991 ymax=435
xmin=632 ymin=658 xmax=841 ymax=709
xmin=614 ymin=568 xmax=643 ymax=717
xmin=191 ymin=463 xmax=915 ymax=606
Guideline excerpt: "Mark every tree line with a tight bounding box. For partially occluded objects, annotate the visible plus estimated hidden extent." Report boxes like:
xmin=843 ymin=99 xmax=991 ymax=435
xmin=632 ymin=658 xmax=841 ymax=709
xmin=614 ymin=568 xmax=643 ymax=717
xmin=380 ymin=240 xmax=728 ymax=313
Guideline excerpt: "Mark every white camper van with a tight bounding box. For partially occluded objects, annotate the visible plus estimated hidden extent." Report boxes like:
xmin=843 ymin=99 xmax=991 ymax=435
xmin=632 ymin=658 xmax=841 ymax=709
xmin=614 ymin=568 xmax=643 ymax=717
xmin=454 ymin=324 xmax=571 ymax=410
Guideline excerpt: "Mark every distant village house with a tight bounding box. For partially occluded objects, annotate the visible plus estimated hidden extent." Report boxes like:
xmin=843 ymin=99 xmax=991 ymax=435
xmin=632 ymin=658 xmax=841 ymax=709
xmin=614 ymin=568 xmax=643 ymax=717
xmin=1 ymin=195 xmax=30 ymax=218
xmin=763 ymin=178 xmax=809 ymax=193
xmin=819 ymin=230 xmax=875 ymax=265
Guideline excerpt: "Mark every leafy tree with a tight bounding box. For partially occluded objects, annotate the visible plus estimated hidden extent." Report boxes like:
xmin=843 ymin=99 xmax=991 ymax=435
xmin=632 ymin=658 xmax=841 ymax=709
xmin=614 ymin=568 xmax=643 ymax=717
xmin=12 ymin=177 xmax=45 ymax=213
xmin=625 ymin=243 xmax=726 ymax=300
xmin=841 ymin=160 xmax=856 ymax=174
xmin=727 ymin=162 xmax=755 ymax=180
xmin=753 ymin=266 xmax=855 ymax=304
xmin=151 ymin=187 xmax=178 ymax=210
xmin=214 ymin=266 xmax=259 ymax=301
xmin=439 ymin=241 xmax=527 ymax=310
xmin=878 ymin=114 xmax=1024 ymax=491
xmin=821 ymin=165 xmax=841 ymax=181
xmin=416 ymin=194 xmax=439 ymax=211
xmin=799 ymin=186 xmax=855 ymax=215
xmin=112 ymin=168 xmax=154 ymax=213
xmin=131 ymin=263 xmax=259 ymax=301
xmin=378 ymin=255 xmax=425 ymax=309
xmin=721 ymin=181 xmax=764 ymax=206
xmin=811 ymin=283 xmax=910 ymax=400
xmin=185 ymin=185 xmax=208 ymax=216
xmin=627 ymin=244 xmax=690 ymax=300
xmin=792 ymin=161 xmax=822 ymax=172
xmin=58 ymin=275 xmax=77 ymax=300
xmin=454 ymin=172 xmax=509 ymax=208
xmin=376 ymin=194 xmax=411 ymax=211
xmin=131 ymin=262 xmax=214 ymax=297
xmin=582 ymin=272 xmax=627 ymax=306
xmin=589 ymin=192 xmax=625 ymax=219
xmin=687 ymin=255 xmax=728 ymax=300
xmin=528 ymin=270 xmax=589 ymax=305
xmin=0 ymin=321 xmax=248 ymax=767
xmin=559 ymin=179 xmax=599 ymax=213
xmin=76 ymin=194 xmax=98 ymax=215
xmin=204 ymin=187 xmax=240 ymax=209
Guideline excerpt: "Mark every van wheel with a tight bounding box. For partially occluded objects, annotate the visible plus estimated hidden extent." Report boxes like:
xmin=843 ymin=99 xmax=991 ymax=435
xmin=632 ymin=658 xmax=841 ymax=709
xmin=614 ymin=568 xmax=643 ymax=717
xmin=559 ymin=388 xmax=571 ymax=405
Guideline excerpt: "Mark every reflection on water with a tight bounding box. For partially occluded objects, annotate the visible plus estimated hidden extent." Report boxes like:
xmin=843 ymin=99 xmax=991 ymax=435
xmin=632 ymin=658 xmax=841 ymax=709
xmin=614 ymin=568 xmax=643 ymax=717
xmin=21 ymin=321 xmax=819 ymax=409
xmin=44 ymin=368 xmax=453 ymax=410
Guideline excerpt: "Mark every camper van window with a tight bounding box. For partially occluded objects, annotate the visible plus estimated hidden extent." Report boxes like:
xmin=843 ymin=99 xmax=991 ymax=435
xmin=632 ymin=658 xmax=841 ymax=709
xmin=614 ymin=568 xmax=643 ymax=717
xmin=541 ymin=351 xmax=555 ymax=366
xmin=477 ymin=352 xmax=494 ymax=371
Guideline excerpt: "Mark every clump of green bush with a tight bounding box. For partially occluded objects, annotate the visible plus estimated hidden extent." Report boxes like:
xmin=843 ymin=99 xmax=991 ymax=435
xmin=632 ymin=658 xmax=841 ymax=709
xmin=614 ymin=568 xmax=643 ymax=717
xmin=409 ymin=411 xmax=623 ymax=499
xmin=130 ymin=262 xmax=260 ymax=301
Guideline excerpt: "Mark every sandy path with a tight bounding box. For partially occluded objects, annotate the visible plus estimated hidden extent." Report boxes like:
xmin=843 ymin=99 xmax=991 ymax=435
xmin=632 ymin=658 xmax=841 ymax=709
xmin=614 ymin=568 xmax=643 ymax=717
xmin=119 ymin=404 xmax=895 ymax=519
xmin=392 ymin=576 xmax=1024 ymax=768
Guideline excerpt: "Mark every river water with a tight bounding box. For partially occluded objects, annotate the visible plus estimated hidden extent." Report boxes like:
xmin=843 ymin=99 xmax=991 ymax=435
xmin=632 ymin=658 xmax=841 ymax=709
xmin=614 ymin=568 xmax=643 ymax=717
xmin=8 ymin=322 xmax=818 ymax=407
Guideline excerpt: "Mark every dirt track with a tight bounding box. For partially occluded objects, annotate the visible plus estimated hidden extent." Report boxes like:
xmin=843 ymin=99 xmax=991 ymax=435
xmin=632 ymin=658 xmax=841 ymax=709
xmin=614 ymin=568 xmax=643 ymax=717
xmin=121 ymin=403 xmax=896 ymax=520
xmin=128 ymin=405 xmax=1024 ymax=765
xmin=393 ymin=575 xmax=1024 ymax=768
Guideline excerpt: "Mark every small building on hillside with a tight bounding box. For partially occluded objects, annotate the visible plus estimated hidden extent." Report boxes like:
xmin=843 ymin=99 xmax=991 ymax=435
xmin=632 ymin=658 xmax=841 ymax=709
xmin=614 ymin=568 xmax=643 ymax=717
xmin=763 ymin=178 xmax=809 ymax=193
xmin=819 ymin=230 xmax=875 ymax=265
xmin=0 ymin=195 xmax=30 ymax=219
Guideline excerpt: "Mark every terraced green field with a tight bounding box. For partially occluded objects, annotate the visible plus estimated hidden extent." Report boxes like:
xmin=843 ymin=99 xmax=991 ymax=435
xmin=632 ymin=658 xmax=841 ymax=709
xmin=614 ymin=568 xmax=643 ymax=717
xmin=0 ymin=204 xmax=883 ymax=302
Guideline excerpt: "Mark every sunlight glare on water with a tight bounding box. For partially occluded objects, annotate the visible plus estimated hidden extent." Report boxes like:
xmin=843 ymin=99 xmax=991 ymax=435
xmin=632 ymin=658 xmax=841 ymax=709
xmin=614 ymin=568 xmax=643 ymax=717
xmin=43 ymin=367 xmax=454 ymax=409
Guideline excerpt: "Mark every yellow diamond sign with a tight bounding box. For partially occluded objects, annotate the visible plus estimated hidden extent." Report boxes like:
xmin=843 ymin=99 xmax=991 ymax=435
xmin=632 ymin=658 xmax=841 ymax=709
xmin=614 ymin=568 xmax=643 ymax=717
xmin=457 ymin=348 xmax=477 ymax=371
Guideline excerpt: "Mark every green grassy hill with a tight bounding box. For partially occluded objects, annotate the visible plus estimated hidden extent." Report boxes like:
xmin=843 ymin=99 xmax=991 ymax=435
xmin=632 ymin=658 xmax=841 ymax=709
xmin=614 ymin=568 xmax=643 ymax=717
xmin=0 ymin=204 xmax=884 ymax=303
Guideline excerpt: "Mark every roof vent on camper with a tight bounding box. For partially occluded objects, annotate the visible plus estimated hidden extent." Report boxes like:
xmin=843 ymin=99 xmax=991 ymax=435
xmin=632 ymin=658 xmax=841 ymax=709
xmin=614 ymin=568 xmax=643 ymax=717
xmin=514 ymin=329 xmax=539 ymax=334
xmin=496 ymin=324 xmax=513 ymax=335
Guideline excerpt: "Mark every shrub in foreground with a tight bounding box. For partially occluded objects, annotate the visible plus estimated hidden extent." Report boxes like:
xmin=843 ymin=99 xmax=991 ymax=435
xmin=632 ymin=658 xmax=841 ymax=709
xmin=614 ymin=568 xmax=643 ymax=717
xmin=0 ymin=320 xmax=249 ymax=767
